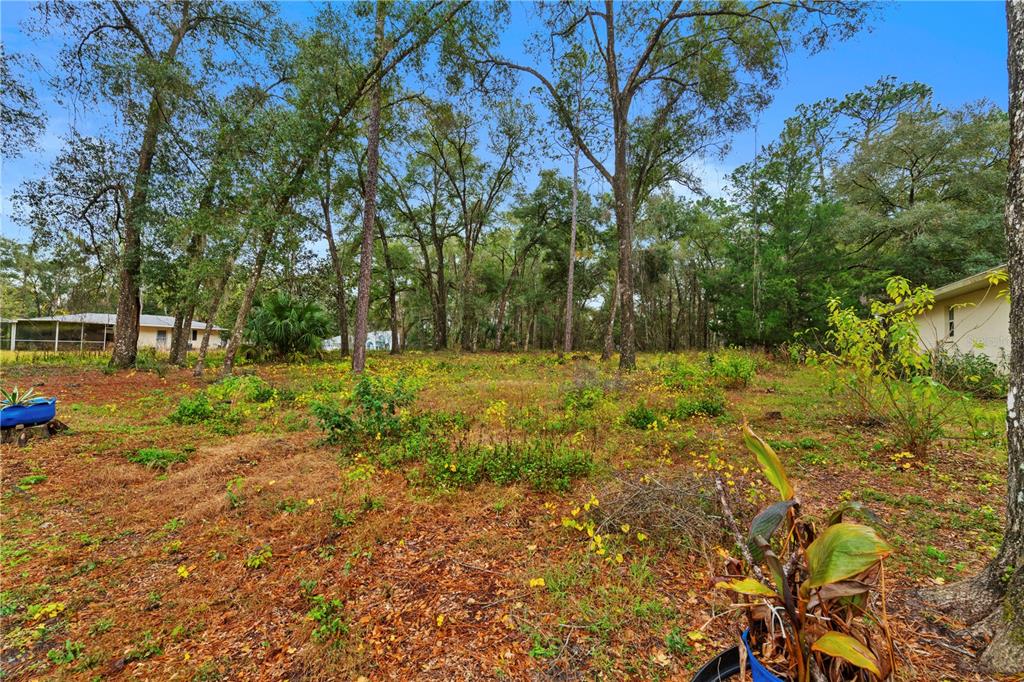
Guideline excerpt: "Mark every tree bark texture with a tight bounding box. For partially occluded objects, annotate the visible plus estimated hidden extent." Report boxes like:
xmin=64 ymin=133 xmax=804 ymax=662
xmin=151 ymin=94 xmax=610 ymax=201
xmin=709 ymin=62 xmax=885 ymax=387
xmin=351 ymin=0 xmax=386 ymax=373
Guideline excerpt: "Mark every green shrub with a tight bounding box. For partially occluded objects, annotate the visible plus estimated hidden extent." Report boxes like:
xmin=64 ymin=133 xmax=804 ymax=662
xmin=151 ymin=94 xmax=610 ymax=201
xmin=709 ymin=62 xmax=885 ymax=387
xmin=563 ymin=385 xmax=603 ymax=411
xmin=934 ymin=350 xmax=1008 ymax=399
xmin=208 ymin=375 xmax=275 ymax=403
xmin=663 ymin=360 xmax=702 ymax=391
xmin=307 ymin=595 xmax=348 ymax=644
xmin=134 ymin=348 xmax=168 ymax=377
xmin=671 ymin=389 xmax=726 ymax=419
xmin=169 ymin=392 xmax=215 ymax=424
xmin=427 ymin=439 xmax=592 ymax=492
xmin=707 ymin=352 xmax=756 ymax=388
xmin=128 ymin=447 xmax=188 ymax=470
xmin=311 ymin=375 xmax=418 ymax=444
xmin=624 ymin=403 xmax=658 ymax=429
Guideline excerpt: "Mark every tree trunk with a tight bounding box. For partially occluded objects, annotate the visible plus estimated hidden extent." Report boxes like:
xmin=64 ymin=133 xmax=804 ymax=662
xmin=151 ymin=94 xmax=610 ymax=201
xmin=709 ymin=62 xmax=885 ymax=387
xmin=459 ymin=246 xmax=476 ymax=352
xmin=377 ymin=221 xmax=400 ymax=354
xmin=433 ymin=237 xmax=448 ymax=350
xmin=192 ymin=263 xmax=233 ymax=378
xmin=563 ymin=144 xmax=580 ymax=355
xmin=351 ymin=0 xmax=386 ymax=373
xmin=602 ymin=274 xmax=619 ymax=361
xmin=222 ymin=231 xmax=271 ymax=375
xmin=110 ymin=93 xmax=163 ymax=369
xmin=919 ymin=5 xmax=1024 ymax=674
xmin=321 ymin=180 xmax=349 ymax=356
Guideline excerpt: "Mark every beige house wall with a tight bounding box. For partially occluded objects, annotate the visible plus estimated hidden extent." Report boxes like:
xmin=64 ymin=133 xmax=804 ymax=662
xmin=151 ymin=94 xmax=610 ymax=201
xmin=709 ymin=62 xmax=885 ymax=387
xmin=136 ymin=326 xmax=223 ymax=350
xmin=916 ymin=285 xmax=1010 ymax=363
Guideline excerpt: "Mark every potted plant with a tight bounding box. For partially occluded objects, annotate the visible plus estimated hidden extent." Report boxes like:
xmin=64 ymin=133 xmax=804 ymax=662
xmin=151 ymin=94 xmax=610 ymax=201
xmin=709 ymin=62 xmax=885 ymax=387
xmin=0 ymin=386 xmax=57 ymax=429
xmin=694 ymin=423 xmax=894 ymax=681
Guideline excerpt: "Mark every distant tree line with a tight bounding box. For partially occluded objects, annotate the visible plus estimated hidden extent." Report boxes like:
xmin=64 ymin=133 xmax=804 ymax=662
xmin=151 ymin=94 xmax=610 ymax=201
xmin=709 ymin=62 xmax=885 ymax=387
xmin=0 ymin=2 xmax=1007 ymax=368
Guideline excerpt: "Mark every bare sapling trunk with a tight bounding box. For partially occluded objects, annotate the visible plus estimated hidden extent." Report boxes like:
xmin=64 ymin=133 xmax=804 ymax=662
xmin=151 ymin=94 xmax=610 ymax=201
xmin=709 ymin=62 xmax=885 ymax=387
xmin=321 ymin=158 xmax=350 ymax=356
xmin=221 ymin=231 xmax=271 ymax=375
xmin=918 ymin=4 xmax=1024 ymax=673
xmin=602 ymin=274 xmax=619 ymax=361
xmin=377 ymin=221 xmax=400 ymax=354
xmin=192 ymin=264 xmax=233 ymax=377
xmin=351 ymin=0 xmax=386 ymax=373
xmin=563 ymin=144 xmax=580 ymax=356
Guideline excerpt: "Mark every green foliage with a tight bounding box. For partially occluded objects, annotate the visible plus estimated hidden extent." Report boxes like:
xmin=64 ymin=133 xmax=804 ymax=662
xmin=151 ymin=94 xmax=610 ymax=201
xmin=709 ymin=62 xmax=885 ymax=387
xmin=934 ymin=350 xmax=1008 ymax=399
xmin=427 ymin=438 xmax=592 ymax=492
xmin=563 ymin=384 xmax=603 ymax=411
xmin=225 ymin=477 xmax=244 ymax=509
xmin=1 ymin=385 xmax=37 ymax=406
xmin=670 ymin=388 xmax=726 ymax=419
xmin=816 ymin=276 xmax=972 ymax=456
xmin=46 ymin=639 xmax=84 ymax=665
xmin=312 ymin=375 xmax=418 ymax=444
xmin=245 ymin=290 xmax=331 ymax=358
xmin=17 ymin=474 xmax=46 ymax=488
xmin=124 ymin=632 xmax=162 ymax=662
xmin=169 ymin=392 xmax=215 ymax=424
xmin=624 ymin=403 xmax=658 ymax=430
xmin=708 ymin=352 xmax=756 ymax=388
xmin=662 ymin=360 xmax=702 ymax=391
xmin=717 ymin=424 xmax=893 ymax=682
xmin=243 ymin=545 xmax=272 ymax=569
xmin=128 ymin=447 xmax=188 ymax=470
xmin=307 ymin=595 xmax=348 ymax=644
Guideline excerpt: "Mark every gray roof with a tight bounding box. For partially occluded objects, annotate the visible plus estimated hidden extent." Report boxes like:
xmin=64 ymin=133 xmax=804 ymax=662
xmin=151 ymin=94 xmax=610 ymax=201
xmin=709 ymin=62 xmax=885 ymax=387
xmin=930 ymin=263 xmax=1008 ymax=303
xmin=14 ymin=313 xmax=224 ymax=331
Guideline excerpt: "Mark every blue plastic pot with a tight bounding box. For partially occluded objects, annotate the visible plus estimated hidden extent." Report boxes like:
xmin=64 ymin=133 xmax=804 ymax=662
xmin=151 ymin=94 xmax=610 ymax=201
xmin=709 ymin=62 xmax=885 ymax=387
xmin=1 ymin=398 xmax=57 ymax=428
xmin=691 ymin=630 xmax=785 ymax=682
xmin=743 ymin=629 xmax=785 ymax=682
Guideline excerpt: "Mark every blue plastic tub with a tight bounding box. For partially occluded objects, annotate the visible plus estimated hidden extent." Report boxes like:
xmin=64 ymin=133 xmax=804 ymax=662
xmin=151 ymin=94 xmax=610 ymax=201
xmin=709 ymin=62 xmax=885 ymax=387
xmin=691 ymin=630 xmax=785 ymax=681
xmin=742 ymin=630 xmax=785 ymax=682
xmin=1 ymin=398 xmax=57 ymax=428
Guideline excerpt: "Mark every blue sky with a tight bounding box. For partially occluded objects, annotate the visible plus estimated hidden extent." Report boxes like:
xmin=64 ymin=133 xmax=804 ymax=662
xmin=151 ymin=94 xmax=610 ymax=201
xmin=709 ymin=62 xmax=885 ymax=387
xmin=0 ymin=1 xmax=1009 ymax=241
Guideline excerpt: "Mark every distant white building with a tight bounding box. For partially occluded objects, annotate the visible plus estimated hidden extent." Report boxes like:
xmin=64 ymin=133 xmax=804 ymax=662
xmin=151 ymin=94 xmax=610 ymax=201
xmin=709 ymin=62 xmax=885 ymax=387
xmin=323 ymin=330 xmax=395 ymax=352
xmin=912 ymin=264 xmax=1009 ymax=363
xmin=0 ymin=313 xmax=225 ymax=352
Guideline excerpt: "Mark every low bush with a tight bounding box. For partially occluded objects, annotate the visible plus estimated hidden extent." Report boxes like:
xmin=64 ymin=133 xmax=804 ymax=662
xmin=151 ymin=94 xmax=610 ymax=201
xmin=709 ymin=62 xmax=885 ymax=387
xmin=662 ymin=359 xmax=702 ymax=391
xmin=169 ymin=392 xmax=215 ymax=424
xmin=128 ymin=447 xmax=188 ymax=470
xmin=311 ymin=374 xmax=419 ymax=444
xmin=707 ymin=352 xmax=756 ymax=388
xmin=624 ymin=403 xmax=658 ymax=430
xmin=670 ymin=389 xmax=726 ymax=419
xmin=563 ymin=384 xmax=603 ymax=411
xmin=934 ymin=350 xmax=1008 ymax=399
xmin=427 ymin=438 xmax=593 ymax=492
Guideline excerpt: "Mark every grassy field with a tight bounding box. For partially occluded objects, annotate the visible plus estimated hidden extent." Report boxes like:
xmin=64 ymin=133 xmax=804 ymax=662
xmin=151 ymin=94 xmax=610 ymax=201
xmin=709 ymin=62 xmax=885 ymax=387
xmin=0 ymin=351 xmax=1012 ymax=681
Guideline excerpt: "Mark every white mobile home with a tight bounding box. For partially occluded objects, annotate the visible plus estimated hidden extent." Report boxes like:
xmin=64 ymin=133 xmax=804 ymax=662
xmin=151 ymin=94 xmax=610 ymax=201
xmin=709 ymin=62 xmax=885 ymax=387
xmin=0 ymin=313 xmax=225 ymax=352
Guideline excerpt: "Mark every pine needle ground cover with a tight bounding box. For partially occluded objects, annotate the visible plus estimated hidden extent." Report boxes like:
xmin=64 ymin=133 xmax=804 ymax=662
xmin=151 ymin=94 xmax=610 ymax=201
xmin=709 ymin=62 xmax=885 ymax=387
xmin=0 ymin=352 xmax=1010 ymax=680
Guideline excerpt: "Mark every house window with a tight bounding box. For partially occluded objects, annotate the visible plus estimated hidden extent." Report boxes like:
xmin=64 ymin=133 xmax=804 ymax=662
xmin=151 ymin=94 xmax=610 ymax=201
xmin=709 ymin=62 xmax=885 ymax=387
xmin=192 ymin=329 xmax=198 ymax=341
xmin=948 ymin=307 xmax=955 ymax=338
xmin=156 ymin=330 xmax=168 ymax=347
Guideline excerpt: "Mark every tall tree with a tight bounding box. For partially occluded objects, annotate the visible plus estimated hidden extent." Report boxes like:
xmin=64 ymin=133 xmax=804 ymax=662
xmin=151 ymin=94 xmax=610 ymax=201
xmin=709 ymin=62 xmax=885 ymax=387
xmin=920 ymin=4 xmax=1024 ymax=673
xmin=351 ymin=0 xmax=387 ymax=373
xmin=36 ymin=0 xmax=273 ymax=368
xmin=487 ymin=1 xmax=867 ymax=369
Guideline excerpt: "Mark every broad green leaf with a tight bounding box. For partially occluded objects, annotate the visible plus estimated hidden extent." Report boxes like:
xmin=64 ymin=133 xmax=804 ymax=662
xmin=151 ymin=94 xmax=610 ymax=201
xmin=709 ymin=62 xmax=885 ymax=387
xmin=742 ymin=423 xmax=793 ymax=500
xmin=805 ymin=523 xmax=891 ymax=589
xmin=828 ymin=501 xmax=882 ymax=527
xmin=715 ymin=577 xmax=777 ymax=598
xmin=811 ymin=631 xmax=881 ymax=675
xmin=748 ymin=500 xmax=797 ymax=560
